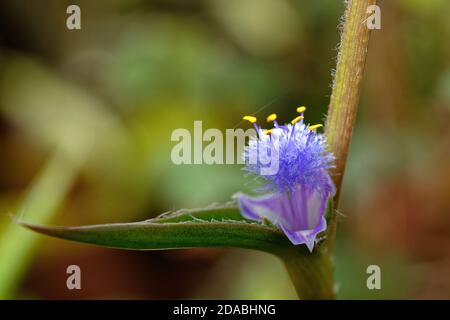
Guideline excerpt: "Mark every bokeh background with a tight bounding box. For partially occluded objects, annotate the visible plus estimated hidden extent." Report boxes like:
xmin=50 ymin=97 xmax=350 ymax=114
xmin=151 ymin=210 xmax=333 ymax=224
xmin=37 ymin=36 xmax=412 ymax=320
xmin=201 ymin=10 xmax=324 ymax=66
xmin=0 ymin=0 xmax=449 ymax=299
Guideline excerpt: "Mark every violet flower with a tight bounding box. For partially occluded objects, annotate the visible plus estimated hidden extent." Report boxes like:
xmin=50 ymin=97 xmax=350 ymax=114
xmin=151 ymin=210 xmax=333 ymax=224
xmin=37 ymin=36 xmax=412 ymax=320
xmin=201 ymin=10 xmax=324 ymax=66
xmin=233 ymin=107 xmax=336 ymax=252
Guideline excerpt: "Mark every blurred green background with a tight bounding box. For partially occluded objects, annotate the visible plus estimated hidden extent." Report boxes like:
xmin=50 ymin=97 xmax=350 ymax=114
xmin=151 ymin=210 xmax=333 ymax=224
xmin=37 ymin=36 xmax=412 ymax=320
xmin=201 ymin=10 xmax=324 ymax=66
xmin=0 ymin=0 xmax=449 ymax=299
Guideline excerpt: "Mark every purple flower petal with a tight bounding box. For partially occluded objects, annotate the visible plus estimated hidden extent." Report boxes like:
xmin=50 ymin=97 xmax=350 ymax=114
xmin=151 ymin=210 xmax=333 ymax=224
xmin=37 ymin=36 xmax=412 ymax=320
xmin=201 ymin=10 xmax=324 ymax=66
xmin=280 ymin=216 xmax=326 ymax=252
xmin=232 ymin=192 xmax=283 ymax=224
xmin=233 ymin=183 xmax=333 ymax=252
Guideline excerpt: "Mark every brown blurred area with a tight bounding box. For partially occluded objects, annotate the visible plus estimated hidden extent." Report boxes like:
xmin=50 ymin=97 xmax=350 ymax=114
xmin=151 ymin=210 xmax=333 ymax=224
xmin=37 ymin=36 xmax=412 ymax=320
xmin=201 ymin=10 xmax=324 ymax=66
xmin=343 ymin=1 xmax=450 ymax=299
xmin=0 ymin=0 xmax=449 ymax=299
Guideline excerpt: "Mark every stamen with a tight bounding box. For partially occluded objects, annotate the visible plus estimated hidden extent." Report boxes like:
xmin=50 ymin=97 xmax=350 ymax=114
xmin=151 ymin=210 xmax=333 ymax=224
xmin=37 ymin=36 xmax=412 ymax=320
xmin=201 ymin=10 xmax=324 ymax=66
xmin=308 ymin=124 xmax=323 ymax=131
xmin=243 ymin=116 xmax=257 ymax=123
xmin=264 ymin=129 xmax=273 ymax=135
xmin=296 ymin=106 xmax=306 ymax=113
xmin=291 ymin=115 xmax=304 ymax=125
xmin=243 ymin=115 xmax=261 ymax=137
xmin=266 ymin=113 xmax=277 ymax=123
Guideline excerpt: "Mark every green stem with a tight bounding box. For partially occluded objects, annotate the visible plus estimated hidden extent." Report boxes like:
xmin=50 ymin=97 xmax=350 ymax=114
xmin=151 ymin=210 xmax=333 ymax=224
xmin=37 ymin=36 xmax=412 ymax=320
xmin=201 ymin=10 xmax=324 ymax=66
xmin=325 ymin=0 xmax=376 ymax=252
xmin=326 ymin=0 xmax=376 ymax=205
xmin=282 ymin=246 xmax=335 ymax=299
xmin=288 ymin=0 xmax=376 ymax=299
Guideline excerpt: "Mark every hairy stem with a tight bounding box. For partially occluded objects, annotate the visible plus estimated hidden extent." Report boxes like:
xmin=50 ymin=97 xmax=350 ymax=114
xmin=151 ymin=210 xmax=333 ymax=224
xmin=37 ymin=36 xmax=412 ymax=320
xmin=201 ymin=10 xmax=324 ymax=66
xmin=324 ymin=0 xmax=376 ymax=254
xmin=326 ymin=0 xmax=376 ymax=204
xmin=285 ymin=0 xmax=375 ymax=299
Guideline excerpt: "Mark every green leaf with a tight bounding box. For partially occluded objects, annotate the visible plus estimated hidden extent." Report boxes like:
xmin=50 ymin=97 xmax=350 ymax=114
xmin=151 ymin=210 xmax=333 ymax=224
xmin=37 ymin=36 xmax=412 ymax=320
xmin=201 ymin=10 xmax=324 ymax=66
xmin=18 ymin=201 xmax=337 ymax=299
xmin=18 ymin=203 xmax=291 ymax=254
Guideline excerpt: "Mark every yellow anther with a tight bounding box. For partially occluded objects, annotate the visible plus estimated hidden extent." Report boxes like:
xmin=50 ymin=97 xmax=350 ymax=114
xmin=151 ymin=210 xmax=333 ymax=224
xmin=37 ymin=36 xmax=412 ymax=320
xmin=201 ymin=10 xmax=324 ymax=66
xmin=264 ymin=129 xmax=273 ymax=135
xmin=308 ymin=124 xmax=323 ymax=131
xmin=243 ymin=116 xmax=257 ymax=123
xmin=291 ymin=115 xmax=304 ymax=125
xmin=266 ymin=113 xmax=277 ymax=123
xmin=297 ymin=106 xmax=306 ymax=113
